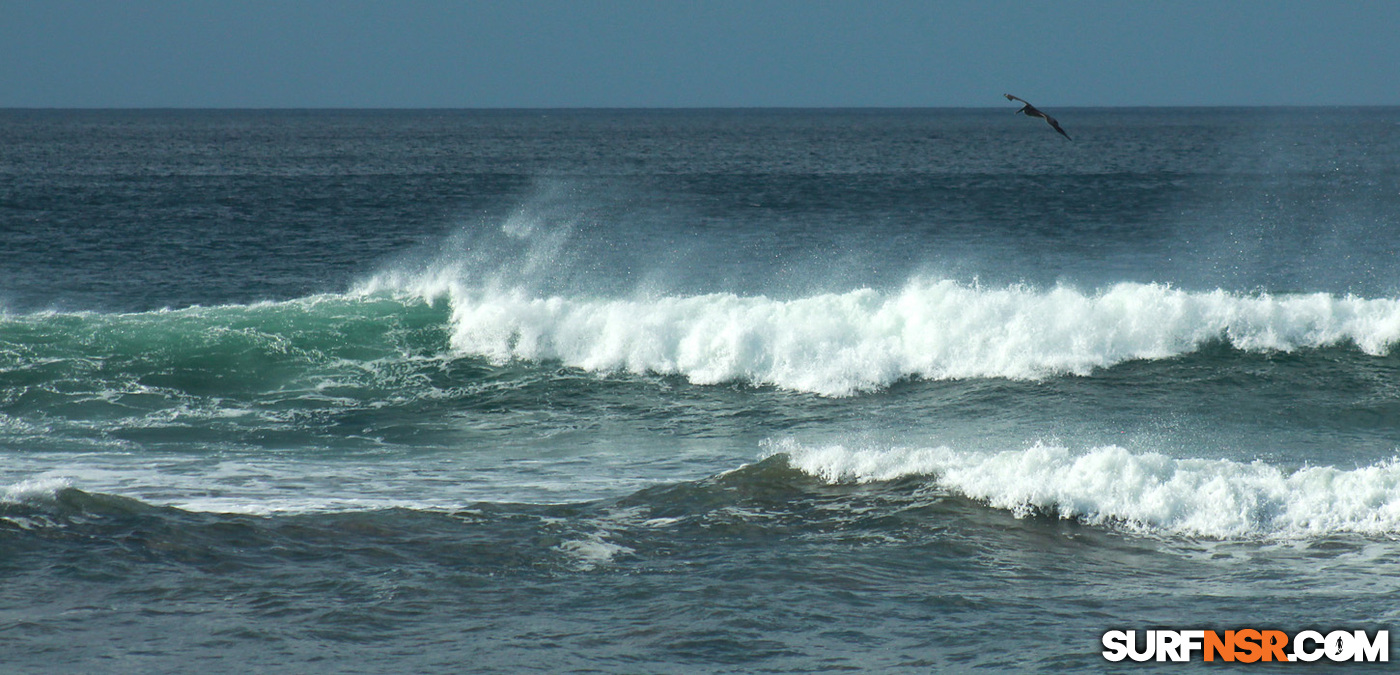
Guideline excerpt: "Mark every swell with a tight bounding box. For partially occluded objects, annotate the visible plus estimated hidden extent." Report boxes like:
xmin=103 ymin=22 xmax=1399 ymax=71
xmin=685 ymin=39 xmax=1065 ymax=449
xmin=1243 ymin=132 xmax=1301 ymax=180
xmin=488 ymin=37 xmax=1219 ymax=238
xmin=0 ymin=295 xmax=450 ymax=400
xmin=0 ymin=295 xmax=471 ymax=452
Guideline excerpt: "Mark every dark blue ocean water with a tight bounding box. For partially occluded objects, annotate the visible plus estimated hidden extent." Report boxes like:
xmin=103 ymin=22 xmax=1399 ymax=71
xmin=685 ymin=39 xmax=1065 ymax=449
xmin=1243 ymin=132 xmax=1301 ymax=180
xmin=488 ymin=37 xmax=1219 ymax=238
xmin=2 ymin=108 xmax=1399 ymax=672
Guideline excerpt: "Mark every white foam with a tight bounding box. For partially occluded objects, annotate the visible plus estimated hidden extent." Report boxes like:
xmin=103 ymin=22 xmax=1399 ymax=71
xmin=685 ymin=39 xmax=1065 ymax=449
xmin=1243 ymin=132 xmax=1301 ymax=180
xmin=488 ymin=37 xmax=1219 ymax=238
xmin=769 ymin=439 xmax=1400 ymax=538
xmin=367 ymin=277 xmax=1400 ymax=396
xmin=1 ymin=477 xmax=72 ymax=504
xmin=556 ymin=534 xmax=632 ymax=569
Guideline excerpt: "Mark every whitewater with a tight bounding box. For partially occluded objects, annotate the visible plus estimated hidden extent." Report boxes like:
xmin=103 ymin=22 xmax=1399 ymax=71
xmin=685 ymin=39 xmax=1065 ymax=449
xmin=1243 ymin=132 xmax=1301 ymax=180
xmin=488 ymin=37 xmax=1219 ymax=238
xmin=771 ymin=439 xmax=1400 ymax=538
xmin=357 ymin=276 xmax=1400 ymax=396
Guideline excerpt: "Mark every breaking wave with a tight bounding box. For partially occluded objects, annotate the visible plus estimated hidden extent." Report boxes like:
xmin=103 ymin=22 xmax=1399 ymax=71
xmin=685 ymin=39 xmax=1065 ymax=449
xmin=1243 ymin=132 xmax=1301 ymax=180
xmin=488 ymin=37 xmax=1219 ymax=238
xmin=361 ymin=274 xmax=1400 ymax=396
xmin=8 ymin=276 xmax=1400 ymax=399
xmin=769 ymin=439 xmax=1400 ymax=538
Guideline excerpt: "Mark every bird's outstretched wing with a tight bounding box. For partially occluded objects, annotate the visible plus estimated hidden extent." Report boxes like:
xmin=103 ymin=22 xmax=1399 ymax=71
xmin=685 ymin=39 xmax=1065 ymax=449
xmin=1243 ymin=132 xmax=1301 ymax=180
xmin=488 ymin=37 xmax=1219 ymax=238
xmin=1044 ymin=114 xmax=1072 ymax=140
xmin=1006 ymin=93 xmax=1072 ymax=140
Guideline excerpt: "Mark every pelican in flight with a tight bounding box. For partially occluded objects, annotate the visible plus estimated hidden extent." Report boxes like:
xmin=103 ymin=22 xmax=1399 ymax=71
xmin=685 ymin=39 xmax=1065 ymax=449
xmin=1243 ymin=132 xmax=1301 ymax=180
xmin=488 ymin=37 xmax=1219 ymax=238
xmin=1004 ymin=94 xmax=1071 ymax=140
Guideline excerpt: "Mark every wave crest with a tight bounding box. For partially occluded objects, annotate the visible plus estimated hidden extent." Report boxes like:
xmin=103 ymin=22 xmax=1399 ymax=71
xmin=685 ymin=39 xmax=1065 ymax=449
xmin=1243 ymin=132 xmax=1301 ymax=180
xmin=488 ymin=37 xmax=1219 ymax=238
xmin=769 ymin=439 xmax=1400 ymax=538
xmin=370 ymin=278 xmax=1400 ymax=396
xmin=1 ymin=477 xmax=71 ymax=504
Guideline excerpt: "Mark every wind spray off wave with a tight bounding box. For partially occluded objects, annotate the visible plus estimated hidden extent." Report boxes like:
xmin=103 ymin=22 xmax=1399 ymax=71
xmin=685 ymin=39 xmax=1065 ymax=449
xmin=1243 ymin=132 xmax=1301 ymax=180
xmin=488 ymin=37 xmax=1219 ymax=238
xmin=363 ymin=276 xmax=1400 ymax=396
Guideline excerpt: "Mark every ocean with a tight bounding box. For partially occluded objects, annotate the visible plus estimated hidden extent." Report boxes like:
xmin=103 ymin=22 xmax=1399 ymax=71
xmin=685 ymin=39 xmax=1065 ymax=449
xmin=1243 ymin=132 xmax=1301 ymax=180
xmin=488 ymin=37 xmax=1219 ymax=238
xmin=2 ymin=107 xmax=1398 ymax=672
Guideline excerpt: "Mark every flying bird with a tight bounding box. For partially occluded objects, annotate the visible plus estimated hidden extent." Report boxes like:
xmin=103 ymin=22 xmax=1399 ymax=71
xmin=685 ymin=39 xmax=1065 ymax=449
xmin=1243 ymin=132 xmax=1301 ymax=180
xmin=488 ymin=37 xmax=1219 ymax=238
xmin=1004 ymin=94 xmax=1071 ymax=140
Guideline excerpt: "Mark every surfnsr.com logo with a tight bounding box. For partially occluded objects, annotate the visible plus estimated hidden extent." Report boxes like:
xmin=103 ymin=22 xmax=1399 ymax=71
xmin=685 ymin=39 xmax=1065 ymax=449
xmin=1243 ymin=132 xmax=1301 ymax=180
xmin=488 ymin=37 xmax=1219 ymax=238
xmin=1102 ymin=629 xmax=1389 ymax=663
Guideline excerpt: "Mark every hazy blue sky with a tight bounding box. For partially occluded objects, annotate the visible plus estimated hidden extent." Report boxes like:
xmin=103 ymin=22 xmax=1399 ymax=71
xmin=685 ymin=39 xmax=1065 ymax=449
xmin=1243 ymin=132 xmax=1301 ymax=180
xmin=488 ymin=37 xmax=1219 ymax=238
xmin=4 ymin=0 xmax=1398 ymax=108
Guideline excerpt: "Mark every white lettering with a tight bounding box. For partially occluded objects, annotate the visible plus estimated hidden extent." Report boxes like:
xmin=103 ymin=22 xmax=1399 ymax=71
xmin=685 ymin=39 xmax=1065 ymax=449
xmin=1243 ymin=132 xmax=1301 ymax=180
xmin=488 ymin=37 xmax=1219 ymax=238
xmin=1156 ymin=630 xmax=1186 ymax=662
xmin=1127 ymin=630 xmax=1155 ymax=662
xmin=1291 ymin=630 xmax=1325 ymax=662
xmin=1101 ymin=630 xmax=1129 ymax=662
xmin=1325 ymin=630 xmax=1354 ymax=662
xmin=1352 ymin=630 xmax=1387 ymax=662
xmin=1180 ymin=630 xmax=1204 ymax=662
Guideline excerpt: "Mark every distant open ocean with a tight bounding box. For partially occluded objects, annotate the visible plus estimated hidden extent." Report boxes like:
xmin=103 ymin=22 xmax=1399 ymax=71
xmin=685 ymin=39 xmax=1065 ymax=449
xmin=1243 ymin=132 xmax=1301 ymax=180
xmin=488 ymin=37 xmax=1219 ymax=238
xmin=3 ymin=108 xmax=1398 ymax=672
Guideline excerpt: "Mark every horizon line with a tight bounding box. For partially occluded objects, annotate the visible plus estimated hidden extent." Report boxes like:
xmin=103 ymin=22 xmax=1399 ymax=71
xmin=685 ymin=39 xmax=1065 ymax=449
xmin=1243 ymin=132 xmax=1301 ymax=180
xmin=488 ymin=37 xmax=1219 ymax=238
xmin=4 ymin=104 xmax=1398 ymax=112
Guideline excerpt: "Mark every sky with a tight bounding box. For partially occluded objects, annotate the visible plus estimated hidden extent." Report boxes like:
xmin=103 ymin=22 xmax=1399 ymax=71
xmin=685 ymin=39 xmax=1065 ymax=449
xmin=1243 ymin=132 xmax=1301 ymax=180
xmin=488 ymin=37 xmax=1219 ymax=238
xmin=3 ymin=0 xmax=1398 ymax=108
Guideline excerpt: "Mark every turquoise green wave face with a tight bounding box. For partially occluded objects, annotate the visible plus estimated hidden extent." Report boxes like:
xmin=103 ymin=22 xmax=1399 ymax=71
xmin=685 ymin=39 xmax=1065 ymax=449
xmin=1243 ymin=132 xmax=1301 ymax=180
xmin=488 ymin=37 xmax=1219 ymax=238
xmin=0 ymin=295 xmax=461 ymax=451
